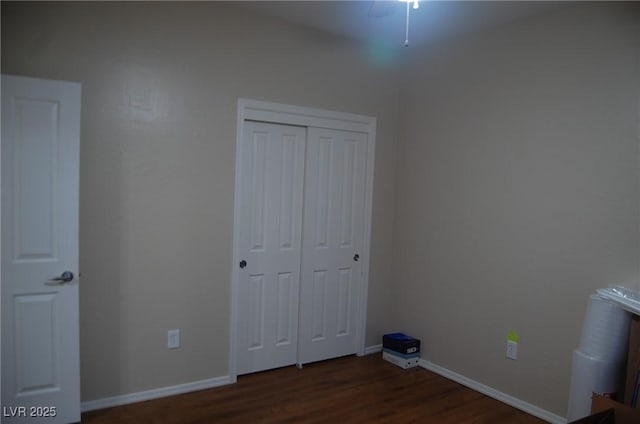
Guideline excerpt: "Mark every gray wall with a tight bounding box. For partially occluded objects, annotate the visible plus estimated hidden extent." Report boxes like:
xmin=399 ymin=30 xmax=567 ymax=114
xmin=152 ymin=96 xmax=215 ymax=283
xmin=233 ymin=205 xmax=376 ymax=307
xmin=1 ymin=2 xmax=399 ymax=401
xmin=393 ymin=3 xmax=640 ymax=417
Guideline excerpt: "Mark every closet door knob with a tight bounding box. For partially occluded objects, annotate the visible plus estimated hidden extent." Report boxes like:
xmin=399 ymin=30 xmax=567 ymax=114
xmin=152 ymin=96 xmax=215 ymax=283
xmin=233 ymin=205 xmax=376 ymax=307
xmin=239 ymin=260 xmax=247 ymax=269
xmin=353 ymin=254 xmax=359 ymax=262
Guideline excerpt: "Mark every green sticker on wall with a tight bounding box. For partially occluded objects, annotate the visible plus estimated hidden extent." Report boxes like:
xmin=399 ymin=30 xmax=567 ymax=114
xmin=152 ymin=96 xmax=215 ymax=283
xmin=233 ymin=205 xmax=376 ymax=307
xmin=507 ymin=331 xmax=520 ymax=343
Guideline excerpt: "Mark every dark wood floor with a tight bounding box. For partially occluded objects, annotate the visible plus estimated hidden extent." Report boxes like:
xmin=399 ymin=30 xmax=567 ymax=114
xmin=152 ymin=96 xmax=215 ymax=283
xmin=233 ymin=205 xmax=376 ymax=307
xmin=82 ymin=354 xmax=546 ymax=423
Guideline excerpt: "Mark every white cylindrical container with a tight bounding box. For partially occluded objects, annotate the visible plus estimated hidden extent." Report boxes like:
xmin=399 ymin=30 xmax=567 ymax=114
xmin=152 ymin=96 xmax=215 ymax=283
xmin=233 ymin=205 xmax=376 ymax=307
xmin=566 ymin=349 xmax=626 ymax=422
xmin=578 ymin=294 xmax=631 ymax=361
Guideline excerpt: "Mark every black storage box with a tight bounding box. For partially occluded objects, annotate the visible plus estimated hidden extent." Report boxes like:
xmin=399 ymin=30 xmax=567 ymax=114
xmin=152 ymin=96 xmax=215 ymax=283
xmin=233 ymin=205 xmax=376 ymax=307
xmin=383 ymin=333 xmax=420 ymax=355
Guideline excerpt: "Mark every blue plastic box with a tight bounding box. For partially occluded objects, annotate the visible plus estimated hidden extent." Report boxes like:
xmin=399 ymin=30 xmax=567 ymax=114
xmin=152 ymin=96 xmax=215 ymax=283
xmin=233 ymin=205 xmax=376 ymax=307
xmin=383 ymin=333 xmax=420 ymax=355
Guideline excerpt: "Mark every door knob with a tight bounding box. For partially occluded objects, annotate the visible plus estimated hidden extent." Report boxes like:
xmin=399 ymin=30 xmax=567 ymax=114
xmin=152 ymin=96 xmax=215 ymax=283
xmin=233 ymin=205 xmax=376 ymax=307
xmin=353 ymin=254 xmax=360 ymax=262
xmin=45 ymin=271 xmax=74 ymax=286
xmin=239 ymin=260 xmax=247 ymax=269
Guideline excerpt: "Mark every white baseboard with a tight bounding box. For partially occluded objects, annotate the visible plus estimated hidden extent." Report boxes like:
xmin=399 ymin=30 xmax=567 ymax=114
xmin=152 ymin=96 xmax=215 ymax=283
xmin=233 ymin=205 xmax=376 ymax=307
xmin=81 ymin=375 xmax=233 ymax=413
xmin=419 ymin=359 xmax=567 ymax=424
xmin=364 ymin=344 xmax=382 ymax=355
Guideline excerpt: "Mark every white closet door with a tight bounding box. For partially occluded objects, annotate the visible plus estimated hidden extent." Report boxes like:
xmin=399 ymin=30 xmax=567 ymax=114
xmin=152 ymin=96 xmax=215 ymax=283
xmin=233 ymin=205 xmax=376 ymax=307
xmin=236 ymin=121 xmax=306 ymax=375
xmin=298 ymin=128 xmax=368 ymax=365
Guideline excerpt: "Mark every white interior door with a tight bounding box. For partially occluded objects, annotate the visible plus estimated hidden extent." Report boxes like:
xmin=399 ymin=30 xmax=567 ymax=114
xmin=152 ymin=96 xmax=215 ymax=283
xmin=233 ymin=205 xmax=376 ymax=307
xmin=236 ymin=121 xmax=306 ymax=375
xmin=298 ymin=128 xmax=367 ymax=365
xmin=1 ymin=75 xmax=81 ymax=423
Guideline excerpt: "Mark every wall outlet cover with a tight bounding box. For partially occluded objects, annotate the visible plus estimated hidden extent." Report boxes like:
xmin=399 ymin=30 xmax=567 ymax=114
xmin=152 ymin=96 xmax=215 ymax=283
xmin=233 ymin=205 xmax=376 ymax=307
xmin=506 ymin=340 xmax=517 ymax=360
xmin=168 ymin=329 xmax=180 ymax=349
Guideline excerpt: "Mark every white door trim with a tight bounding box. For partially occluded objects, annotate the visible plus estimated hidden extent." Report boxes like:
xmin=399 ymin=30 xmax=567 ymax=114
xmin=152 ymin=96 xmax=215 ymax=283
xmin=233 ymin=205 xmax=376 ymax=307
xmin=229 ymin=98 xmax=376 ymax=380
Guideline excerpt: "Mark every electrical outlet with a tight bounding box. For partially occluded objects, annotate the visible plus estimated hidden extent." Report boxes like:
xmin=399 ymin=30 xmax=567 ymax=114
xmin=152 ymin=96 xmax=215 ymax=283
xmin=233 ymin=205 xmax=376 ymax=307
xmin=506 ymin=340 xmax=517 ymax=360
xmin=168 ymin=329 xmax=180 ymax=349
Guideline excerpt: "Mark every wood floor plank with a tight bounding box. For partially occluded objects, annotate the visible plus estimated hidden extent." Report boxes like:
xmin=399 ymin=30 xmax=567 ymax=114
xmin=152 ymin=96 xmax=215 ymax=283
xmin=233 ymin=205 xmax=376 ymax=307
xmin=82 ymin=354 xmax=547 ymax=423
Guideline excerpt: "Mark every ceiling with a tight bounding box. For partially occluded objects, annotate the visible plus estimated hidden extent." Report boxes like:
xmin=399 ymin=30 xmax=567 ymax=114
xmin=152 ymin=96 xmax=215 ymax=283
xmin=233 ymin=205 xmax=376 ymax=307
xmin=234 ymin=1 xmax=568 ymax=48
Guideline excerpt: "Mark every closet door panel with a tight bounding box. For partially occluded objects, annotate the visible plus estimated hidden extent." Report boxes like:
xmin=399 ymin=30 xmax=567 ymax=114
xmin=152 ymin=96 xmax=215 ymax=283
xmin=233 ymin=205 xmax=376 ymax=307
xmin=236 ymin=121 xmax=306 ymax=375
xmin=298 ymin=128 xmax=367 ymax=365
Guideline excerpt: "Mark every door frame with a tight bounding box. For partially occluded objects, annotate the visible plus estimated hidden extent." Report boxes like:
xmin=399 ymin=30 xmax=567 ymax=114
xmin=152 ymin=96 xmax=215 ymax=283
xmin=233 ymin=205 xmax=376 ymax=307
xmin=229 ymin=98 xmax=376 ymax=381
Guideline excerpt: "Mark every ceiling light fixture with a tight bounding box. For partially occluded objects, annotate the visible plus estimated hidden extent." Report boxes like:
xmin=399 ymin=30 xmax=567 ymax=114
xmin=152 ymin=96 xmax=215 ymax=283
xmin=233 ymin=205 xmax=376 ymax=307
xmin=399 ymin=0 xmax=420 ymax=46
